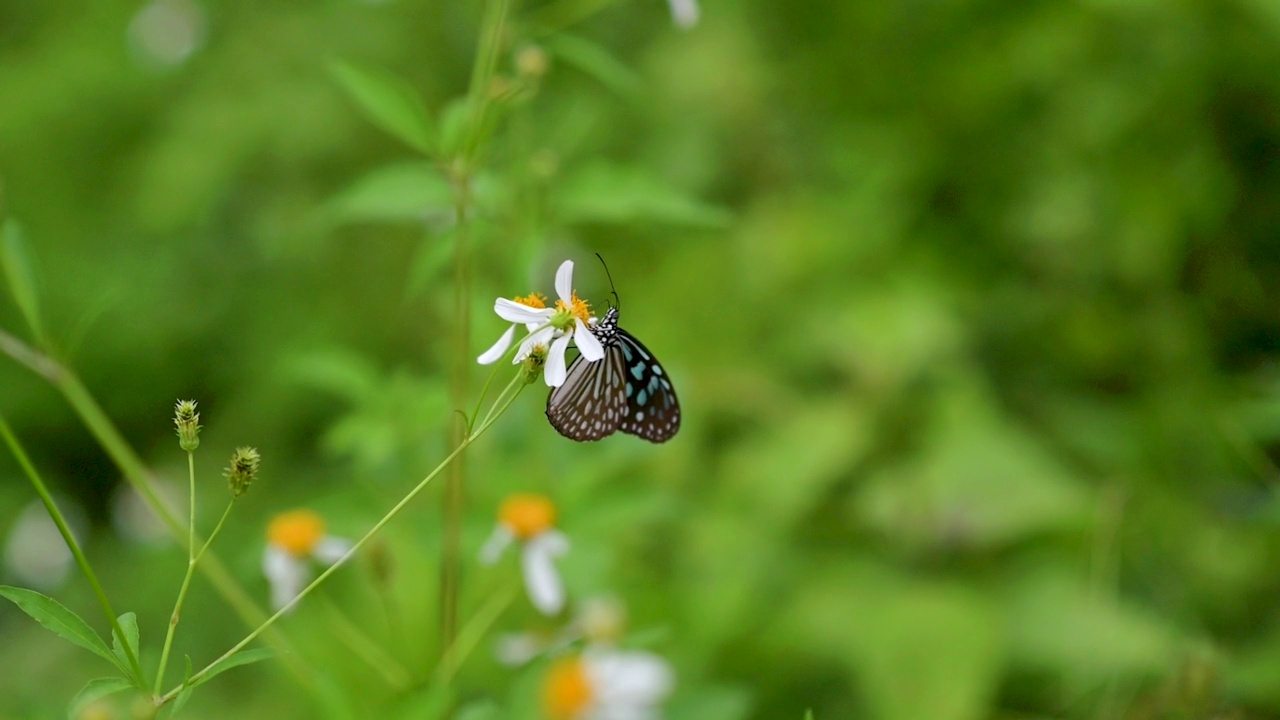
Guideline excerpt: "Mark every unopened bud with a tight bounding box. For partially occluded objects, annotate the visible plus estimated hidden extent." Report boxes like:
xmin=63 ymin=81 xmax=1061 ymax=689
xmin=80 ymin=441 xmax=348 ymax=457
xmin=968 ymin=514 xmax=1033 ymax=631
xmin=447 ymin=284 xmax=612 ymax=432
xmin=224 ymin=447 xmax=260 ymax=498
xmin=515 ymin=45 xmax=549 ymax=79
xmin=520 ymin=345 xmax=548 ymax=385
xmin=174 ymin=400 xmax=201 ymax=451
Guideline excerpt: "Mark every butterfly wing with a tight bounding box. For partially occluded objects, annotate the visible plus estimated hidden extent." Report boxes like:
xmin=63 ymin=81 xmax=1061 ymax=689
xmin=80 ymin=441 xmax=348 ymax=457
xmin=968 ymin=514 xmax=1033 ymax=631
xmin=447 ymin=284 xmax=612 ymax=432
xmin=545 ymin=344 xmax=628 ymax=441
xmin=616 ymin=330 xmax=681 ymax=443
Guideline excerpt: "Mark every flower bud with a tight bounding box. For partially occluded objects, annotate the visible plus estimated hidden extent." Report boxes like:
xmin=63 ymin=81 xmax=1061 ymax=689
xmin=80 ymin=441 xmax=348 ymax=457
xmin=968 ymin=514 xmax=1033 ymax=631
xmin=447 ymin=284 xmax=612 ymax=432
xmin=224 ymin=446 xmax=260 ymax=498
xmin=173 ymin=400 xmax=201 ymax=451
xmin=521 ymin=345 xmax=548 ymax=386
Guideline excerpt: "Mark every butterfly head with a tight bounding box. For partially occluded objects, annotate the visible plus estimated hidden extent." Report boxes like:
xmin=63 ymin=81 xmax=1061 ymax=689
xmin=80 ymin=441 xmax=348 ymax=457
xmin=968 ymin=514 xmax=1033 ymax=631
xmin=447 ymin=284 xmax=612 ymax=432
xmin=590 ymin=306 xmax=619 ymax=346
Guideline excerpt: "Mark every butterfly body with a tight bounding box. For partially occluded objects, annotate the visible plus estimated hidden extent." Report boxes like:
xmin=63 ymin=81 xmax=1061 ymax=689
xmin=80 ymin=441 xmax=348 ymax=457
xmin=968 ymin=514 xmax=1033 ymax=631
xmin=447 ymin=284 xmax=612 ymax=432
xmin=546 ymin=307 xmax=680 ymax=443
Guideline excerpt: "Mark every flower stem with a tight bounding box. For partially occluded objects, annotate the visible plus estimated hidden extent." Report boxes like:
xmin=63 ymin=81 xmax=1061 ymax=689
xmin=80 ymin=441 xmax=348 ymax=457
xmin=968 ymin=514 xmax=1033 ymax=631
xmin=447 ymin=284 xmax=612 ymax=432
xmin=160 ymin=374 xmax=526 ymax=704
xmin=0 ymin=411 xmax=145 ymax=683
xmin=0 ymin=329 xmax=312 ymax=683
xmin=154 ymin=493 xmax=235 ymax=696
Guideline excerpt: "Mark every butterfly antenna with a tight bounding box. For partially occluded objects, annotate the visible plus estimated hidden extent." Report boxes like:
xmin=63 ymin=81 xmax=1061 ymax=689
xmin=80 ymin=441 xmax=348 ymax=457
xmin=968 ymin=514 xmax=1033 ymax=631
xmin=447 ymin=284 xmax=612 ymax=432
xmin=595 ymin=253 xmax=620 ymax=310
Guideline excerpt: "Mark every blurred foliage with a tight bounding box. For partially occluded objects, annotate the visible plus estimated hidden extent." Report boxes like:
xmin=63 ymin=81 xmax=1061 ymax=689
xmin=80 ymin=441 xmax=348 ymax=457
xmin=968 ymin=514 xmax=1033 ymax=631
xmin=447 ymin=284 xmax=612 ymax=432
xmin=2 ymin=0 xmax=1280 ymax=718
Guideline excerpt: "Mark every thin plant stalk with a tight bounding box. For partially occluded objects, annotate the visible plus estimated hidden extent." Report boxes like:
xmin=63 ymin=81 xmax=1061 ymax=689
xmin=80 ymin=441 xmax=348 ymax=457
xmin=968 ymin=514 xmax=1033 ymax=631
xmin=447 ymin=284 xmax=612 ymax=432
xmin=154 ymin=497 xmax=235 ymax=695
xmin=0 ymin=412 xmax=145 ymax=682
xmin=439 ymin=0 xmax=514 ymax=670
xmin=161 ymin=373 xmax=526 ymax=704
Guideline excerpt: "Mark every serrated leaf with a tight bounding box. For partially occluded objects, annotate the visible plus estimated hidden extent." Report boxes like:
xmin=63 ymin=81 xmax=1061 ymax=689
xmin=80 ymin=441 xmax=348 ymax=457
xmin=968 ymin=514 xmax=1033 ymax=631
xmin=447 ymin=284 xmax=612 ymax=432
xmin=331 ymin=60 xmax=436 ymax=154
xmin=0 ymin=586 xmax=126 ymax=673
xmin=68 ymin=677 xmax=134 ymax=720
xmin=324 ymin=162 xmax=453 ymax=226
xmin=188 ymin=648 xmax=274 ymax=690
xmin=545 ymin=34 xmax=644 ymax=100
xmin=1 ymin=219 xmax=48 ymax=345
xmin=558 ymin=162 xmax=732 ymax=229
xmin=111 ymin=612 xmax=141 ymax=681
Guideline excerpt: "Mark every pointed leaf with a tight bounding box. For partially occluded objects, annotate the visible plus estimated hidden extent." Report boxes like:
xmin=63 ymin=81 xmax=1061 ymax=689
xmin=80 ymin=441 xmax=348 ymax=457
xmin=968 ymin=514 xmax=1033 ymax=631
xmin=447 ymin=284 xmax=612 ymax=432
xmin=0 ymin=586 xmax=126 ymax=672
xmin=111 ymin=612 xmax=141 ymax=679
xmin=68 ymin=677 xmax=134 ymax=720
xmin=331 ymin=60 xmax=436 ymax=154
xmin=558 ymin=162 xmax=732 ymax=229
xmin=168 ymin=686 xmax=194 ymax=718
xmin=1 ymin=219 xmax=48 ymax=345
xmin=188 ymin=648 xmax=274 ymax=689
xmin=324 ymin=162 xmax=453 ymax=226
xmin=544 ymin=35 xmax=644 ymax=100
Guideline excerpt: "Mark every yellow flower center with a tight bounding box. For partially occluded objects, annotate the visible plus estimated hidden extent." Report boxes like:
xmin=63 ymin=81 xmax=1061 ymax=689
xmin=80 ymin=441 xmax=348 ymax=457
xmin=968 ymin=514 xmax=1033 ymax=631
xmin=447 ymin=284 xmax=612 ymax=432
xmin=515 ymin=292 xmax=548 ymax=309
xmin=543 ymin=656 xmax=592 ymax=719
xmin=498 ymin=493 xmax=557 ymax=540
xmin=555 ymin=292 xmax=592 ymax=325
xmin=267 ymin=509 xmax=326 ymax=557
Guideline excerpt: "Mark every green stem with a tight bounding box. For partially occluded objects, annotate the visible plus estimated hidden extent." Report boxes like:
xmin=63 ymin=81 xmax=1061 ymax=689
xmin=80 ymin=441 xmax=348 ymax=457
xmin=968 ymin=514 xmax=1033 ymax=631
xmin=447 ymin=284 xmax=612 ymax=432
xmin=154 ymin=499 xmax=235 ymax=695
xmin=0 ymin=412 xmax=145 ymax=683
xmin=0 ymin=331 xmax=312 ymax=683
xmin=161 ymin=375 xmax=525 ymax=704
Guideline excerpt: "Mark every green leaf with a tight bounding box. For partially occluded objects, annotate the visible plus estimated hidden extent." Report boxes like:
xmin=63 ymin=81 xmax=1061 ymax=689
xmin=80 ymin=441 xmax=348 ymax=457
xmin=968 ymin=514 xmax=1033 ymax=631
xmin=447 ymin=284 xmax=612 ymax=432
xmin=558 ymin=162 xmax=732 ymax=229
xmin=330 ymin=60 xmax=436 ymax=154
xmin=167 ymin=686 xmax=194 ymax=718
xmin=0 ymin=586 xmax=126 ymax=673
xmin=667 ymin=686 xmax=753 ymax=720
xmin=188 ymin=648 xmax=274 ymax=689
xmin=68 ymin=677 xmax=134 ymax=720
xmin=1 ymin=219 xmax=48 ymax=345
xmin=391 ymin=683 xmax=453 ymax=720
xmin=324 ymin=162 xmax=453 ymax=226
xmin=455 ymin=700 xmax=501 ymax=720
xmin=805 ymin=711 xmax=815 ymax=720
xmin=545 ymin=34 xmax=644 ymax=100
xmin=111 ymin=612 xmax=141 ymax=680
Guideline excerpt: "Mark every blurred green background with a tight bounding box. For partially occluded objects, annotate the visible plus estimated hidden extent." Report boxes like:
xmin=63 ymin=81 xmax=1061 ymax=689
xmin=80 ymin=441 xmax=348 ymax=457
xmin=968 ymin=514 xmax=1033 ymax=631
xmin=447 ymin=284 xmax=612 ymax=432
xmin=3 ymin=0 xmax=1280 ymax=718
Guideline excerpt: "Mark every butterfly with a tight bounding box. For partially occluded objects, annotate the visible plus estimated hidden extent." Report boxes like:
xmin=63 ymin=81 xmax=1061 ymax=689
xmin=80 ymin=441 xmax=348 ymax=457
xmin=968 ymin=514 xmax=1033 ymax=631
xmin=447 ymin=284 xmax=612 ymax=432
xmin=546 ymin=306 xmax=680 ymax=442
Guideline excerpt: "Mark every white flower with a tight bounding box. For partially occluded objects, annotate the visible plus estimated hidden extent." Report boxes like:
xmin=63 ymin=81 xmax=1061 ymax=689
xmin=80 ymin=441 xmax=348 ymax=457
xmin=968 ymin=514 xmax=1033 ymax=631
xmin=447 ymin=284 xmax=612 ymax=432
xmin=477 ymin=260 xmax=605 ymax=387
xmin=480 ymin=493 xmax=570 ymax=615
xmin=667 ymin=0 xmax=699 ymax=29
xmin=544 ymin=649 xmax=675 ymax=720
xmin=262 ymin=509 xmax=353 ymax=612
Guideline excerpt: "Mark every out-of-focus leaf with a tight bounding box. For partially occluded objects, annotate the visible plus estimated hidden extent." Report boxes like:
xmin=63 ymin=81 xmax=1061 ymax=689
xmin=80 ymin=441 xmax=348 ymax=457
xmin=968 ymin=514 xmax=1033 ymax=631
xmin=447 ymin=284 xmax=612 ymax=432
xmin=324 ymin=162 xmax=453 ymax=227
xmin=110 ymin=612 xmax=142 ymax=683
xmin=853 ymin=379 xmax=1092 ymax=550
xmin=407 ymin=230 xmax=456 ymax=298
xmin=68 ymin=677 xmax=133 ymax=720
xmin=1000 ymin=568 xmax=1178 ymax=682
xmin=438 ymin=97 xmax=472 ymax=158
xmin=330 ymin=60 xmax=436 ymax=154
xmin=778 ymin=562 xmax=1001 ymax=720
xmin=544 ymin=34 xmax=644 ymax=100
xmin=0 ymin=586 xmax=125 ymax=673
xmin=558 ymin=162 xmax=731 ymax=228
xmin=1 ymin=219 xmax=47 ymax=345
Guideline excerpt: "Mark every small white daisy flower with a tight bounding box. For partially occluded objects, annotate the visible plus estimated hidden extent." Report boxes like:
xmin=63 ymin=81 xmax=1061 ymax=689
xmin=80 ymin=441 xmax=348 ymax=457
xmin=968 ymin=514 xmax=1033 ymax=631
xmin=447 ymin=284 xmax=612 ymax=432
xmin=262 ymin=509 xmax=353 ymax=612
xmin=477 ymin=260 xmax=605 ymax=387
xmin=480 ymin=493 xmax=570 ymax=615
xmin=544 ymin=649 xmax=675 ymax=720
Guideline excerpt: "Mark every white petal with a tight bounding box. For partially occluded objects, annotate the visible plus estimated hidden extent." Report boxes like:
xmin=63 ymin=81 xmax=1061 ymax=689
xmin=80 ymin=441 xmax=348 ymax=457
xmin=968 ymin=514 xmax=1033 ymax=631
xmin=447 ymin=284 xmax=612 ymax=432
xmin=496 ymin=298 xmax=554 ymax=324
xmin=313 ymin=536 xmax=354 ymax=565
xmin=479 ymin=525 xmax=514 ymax=565
xmin=515 ymin=325 xmax=556 ymax=364
xmin=667 ymin=0 xmax=699 ymax=29
xmin=555 ymin=259 xmax=574 ymax=302
xmin=585 ymin=650 xmax=675 ymax=709
xmin=522 ymin=533 xmax=568 ymax=615
xmin=477 ymin=324 xmax=517 ymax=364
xmin=544 ymin=333 xmax=573 ymax=387
xmin=263 ymin=546 xmax=309 ymax=612
xmin=574 ymin=318 xmax=604 ymax=361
